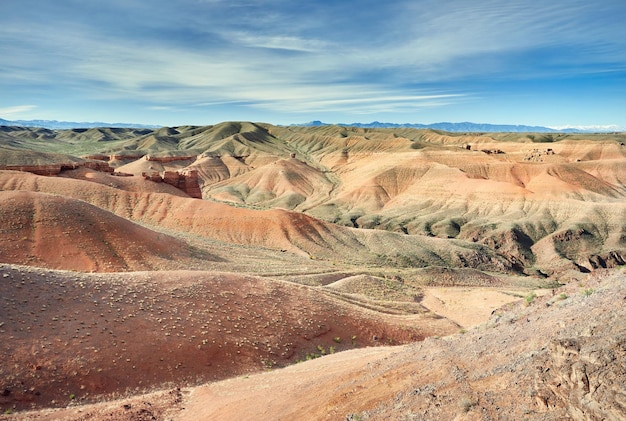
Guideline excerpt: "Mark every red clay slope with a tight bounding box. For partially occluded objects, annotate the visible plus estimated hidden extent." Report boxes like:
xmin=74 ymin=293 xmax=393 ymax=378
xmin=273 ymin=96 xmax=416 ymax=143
xmin=0 ymin=190 xmax=207 ymax=272
xmin=0 ymin=265 xmax=458 ymax=412
xmin=0 ymin=170 xmax=510 ymax=272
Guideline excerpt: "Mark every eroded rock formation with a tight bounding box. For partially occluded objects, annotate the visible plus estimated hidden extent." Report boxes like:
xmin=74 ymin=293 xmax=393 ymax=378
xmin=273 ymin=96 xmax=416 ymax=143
xmin=142 ymin=169 xmax=202 ymax=198
xmin=0 ymin=160 xmax=113 ymax=176
xmin=535 ymin=334 xmax=626 ymax=420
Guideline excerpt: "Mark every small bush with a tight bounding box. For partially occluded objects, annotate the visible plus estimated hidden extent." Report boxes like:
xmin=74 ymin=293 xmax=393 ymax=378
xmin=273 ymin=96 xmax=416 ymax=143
xmin=582 ymin=288 xmax=595 ymax=297
xmin=524 ymin=292 xmax=537 ymax=305
xmin=459 ymin=396 xmax=477 ymax=413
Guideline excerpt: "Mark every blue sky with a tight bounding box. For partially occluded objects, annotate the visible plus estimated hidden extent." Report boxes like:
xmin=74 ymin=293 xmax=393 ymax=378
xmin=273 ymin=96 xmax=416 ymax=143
xmin=1 ymin=0 xmax=625 ymax=128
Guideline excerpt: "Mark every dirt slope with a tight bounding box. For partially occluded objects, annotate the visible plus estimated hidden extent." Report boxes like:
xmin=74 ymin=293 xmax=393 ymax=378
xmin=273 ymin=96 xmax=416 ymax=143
xmin=171 ymin=269 xmax=626 ymax=421
xmin=0 ymin=190 xmax=208 ymax=272
xmin=0 ymin=265 xmax=457 ymax=412
xmin=0 ymin=170 xmax=512 ymax=273
xmin=1 ymin=123 xmax=625 ymax=420
xmin=10 ymin=269 xmax=624 ymax=421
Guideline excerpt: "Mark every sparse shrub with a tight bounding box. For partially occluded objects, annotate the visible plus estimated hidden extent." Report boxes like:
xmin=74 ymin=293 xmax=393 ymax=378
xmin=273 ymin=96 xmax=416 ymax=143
xmin=540 ymin=280 xmax=564 ymax=289
xmin=558 ymin=292 xmax=568 ymax=300
xmin=459 ymin=396 xmax=477 ymax=413
xmin=333 ymin=336 xmax=341 ymax=343
xmin=582 ymin=288 xmax=595 ymax=297
xmin=69 ymin=393 xmax=76 ymax=400
xmin=524 ymin=292 xmax=537 ymax=306
xmin=262 ymin=359 xmax=275 ymax=369
xmin=329 ymin=346 xmax=336 ymax=354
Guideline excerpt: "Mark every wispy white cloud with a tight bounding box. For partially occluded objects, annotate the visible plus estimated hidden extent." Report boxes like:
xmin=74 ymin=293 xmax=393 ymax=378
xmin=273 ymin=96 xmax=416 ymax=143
xmin=360 ymin=0 xmax=626 ymax=79
xmin=0 ymin=105 xmax=38 ymax=116
xmin=1 ymin=0 xmax=625 ymax=125
xmin=226 ymin=32 xmax=330 ymax=52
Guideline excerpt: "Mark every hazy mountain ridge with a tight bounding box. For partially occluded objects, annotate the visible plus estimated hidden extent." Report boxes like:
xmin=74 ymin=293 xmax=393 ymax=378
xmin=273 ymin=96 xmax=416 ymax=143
xmin=3 ymin=117 xmax=623 ymax=133
xmin=0 ymin=117 xmax=159 ymax=130
xmin=298 ymin=120 xmax=624 ymax=133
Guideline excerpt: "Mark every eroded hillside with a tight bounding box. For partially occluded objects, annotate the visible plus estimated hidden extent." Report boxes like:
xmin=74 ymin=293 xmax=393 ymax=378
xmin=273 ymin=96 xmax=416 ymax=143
xmin=2 ymin=123 xmax=625 ymax=278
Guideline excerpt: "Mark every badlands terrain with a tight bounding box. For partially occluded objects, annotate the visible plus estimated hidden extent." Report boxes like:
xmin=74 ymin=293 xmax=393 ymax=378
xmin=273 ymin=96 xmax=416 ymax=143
xmin=0 ymin=122 xmax=625 ymax=420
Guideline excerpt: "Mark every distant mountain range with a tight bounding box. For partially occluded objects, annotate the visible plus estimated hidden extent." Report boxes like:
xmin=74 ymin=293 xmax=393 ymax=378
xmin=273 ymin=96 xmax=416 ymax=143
xmin=1 ymin=117 xmax=622 ymax=133
xmin=298 ymin=120 xmax=624 ymax=133
xmin=0 ymin=118 xmax=159 ymax=130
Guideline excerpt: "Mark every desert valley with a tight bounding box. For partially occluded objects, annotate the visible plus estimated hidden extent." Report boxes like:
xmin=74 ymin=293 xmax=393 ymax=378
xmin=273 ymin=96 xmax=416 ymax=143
xmin=0 ymin=122 xmax=625 ymax=420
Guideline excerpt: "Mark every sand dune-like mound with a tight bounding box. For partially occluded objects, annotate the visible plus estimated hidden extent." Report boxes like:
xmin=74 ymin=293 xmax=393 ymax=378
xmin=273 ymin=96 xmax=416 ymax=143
xmin=58 ymin=168 xmax=190 ymax=197
xmin=0 ymin=265 xmax=458 ymax=412
xmin=0 ymin=190 xmax=206 ymax=272
xmin=114 ymin=155 xmax=196 ymax=176
xmin=115 ymin=129 xmax=182 ymax=151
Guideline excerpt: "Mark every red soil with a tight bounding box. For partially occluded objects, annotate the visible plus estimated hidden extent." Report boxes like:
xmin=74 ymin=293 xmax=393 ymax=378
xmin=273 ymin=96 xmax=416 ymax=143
xmin=0 ymin=190 xmax=205 ymax=272
xmin=0 ymin=265 xmax=457 ymax=413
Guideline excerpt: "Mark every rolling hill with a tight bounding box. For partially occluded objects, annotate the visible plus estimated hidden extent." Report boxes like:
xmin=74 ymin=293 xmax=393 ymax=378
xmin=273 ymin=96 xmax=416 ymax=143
xmin=2 ymin=122 xmax=624 ymax=278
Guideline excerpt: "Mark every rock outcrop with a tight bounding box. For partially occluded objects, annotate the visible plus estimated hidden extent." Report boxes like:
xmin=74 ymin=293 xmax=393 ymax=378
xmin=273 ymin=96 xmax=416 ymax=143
xmin=145 ymin=154 xmax=196 ymax=163
xmin=0 ymin=160 xmax=113 ymax=176
xmin=142 ymin=169 xmax=202 ymax=198
xmin=535 ymin=334 xmax=626 ymax=420
xmin=82 ymin=160 xmax=114 ymax=173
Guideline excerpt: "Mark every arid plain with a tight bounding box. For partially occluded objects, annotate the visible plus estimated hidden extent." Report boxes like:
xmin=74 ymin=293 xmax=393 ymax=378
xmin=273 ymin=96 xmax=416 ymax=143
xmin=0 ymin=122 xmax=625 ymax=420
